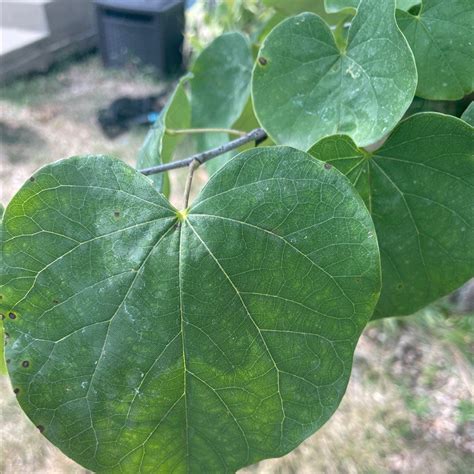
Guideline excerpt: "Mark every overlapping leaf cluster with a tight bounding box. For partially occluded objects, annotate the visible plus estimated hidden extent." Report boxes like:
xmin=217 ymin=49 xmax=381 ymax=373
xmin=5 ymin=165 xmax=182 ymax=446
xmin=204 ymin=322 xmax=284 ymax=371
xmin=1 ymin=0 xmax=473 ymax=472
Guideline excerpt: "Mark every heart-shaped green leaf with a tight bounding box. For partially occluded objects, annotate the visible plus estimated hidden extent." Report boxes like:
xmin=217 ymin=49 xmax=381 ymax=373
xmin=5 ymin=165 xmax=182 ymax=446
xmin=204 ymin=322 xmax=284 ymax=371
xmin=309 ymin=113 xmax=474 ymax=318
xmin=137 ymin=77 xmax=191 ymax=193
xmin=1 ymin=148 xmax=380 ymax=472
xmin=461 ymin=102 xmax=474 ymax=126
xmin=190 ymin=32 xmax=253 ymax=173
xmin=397 ymin=0 xmax=474 ymax=100
xmin=252 ymin=0 xmax=417 ymax=150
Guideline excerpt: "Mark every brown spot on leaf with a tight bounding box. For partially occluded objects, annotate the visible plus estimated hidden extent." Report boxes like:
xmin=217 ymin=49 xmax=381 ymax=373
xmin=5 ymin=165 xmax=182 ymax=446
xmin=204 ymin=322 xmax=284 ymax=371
xmin=258 ymin=56 xmax=268 ymax=66
xmin=22 ymin=360 xmax=30 ymax=368
xmin=324 ymin=163 xmax=333 ymax=170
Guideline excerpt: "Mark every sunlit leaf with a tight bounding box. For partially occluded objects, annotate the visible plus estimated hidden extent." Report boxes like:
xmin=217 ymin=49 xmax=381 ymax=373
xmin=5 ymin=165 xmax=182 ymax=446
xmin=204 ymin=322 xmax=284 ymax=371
xmin=1 ymin=148 xmax=380 ymax=472
xmin=252 ymin=0 xmax=417 ymax=150
xmin=397 ymin=0 xmax=474 ymax=100
xmin=309 ymin=113 xmax=474 ymax=318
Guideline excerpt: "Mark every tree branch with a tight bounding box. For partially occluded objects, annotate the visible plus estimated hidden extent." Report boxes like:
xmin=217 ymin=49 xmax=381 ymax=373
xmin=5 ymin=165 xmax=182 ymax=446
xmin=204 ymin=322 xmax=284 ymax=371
xmin=140 ymin=128 xmax=268 ymax=176
xmin=165 ymin=127 xmax=246 ymax=137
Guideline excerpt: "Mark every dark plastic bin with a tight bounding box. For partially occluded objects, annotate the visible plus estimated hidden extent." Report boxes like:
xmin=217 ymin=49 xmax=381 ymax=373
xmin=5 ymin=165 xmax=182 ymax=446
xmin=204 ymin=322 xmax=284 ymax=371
xmin=95 ymin=0 xmax=185 ymax=75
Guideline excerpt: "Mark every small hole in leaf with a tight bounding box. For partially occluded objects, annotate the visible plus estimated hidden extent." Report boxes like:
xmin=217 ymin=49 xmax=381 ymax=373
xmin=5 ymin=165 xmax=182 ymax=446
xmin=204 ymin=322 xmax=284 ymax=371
xmin=324 ymin=163 xmax=333 ymax=170
xmin=13 ymin=388 xmax=20 ymax=394
xmin=258 ymin=56 xmax=268 ymax=66
xmin=22 ymin=360 xmax=30 ymax=368
xmin=8 ymin=312 xmax=16 ymax=320
xmin=37 ymin=425 xmax=45 ymax=433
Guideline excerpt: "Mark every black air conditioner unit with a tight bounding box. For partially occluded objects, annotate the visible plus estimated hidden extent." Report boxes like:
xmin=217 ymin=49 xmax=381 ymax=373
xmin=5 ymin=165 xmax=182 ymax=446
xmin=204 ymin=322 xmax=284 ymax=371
xmin=95 ymin=0 xmax=185 ymax=75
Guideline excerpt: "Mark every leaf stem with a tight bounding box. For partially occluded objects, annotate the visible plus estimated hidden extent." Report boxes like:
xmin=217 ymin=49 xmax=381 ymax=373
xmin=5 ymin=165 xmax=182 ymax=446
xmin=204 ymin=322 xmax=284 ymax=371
xmin=140 ymin=128 xmax=268 ymax=176
xmin=166 ymin=127 xmax=247 ymax=137
xmin=183 ymin=159 xmax=201 ymax=210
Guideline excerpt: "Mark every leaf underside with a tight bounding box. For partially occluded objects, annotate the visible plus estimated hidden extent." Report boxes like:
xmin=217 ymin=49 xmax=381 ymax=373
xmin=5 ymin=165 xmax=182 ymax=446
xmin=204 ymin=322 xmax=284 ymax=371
xmin=309 ymin=112 xmax=474 ymax=318
xmin=252 ymin=0 xmax=417 ymax=150
xmin=1 ymin=148 xmax=380 ymax=472
xmin=461 ymin=102 xmax=474 ymax=127
xmin=136 ymin=78 xmax=191 ymax=193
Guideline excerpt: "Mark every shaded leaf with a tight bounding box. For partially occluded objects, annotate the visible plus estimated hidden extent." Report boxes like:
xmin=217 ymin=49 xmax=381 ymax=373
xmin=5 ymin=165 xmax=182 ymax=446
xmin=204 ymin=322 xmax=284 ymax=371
xmin=190 ymin=32 xmax=253 ymax=172
xmin=324 ymin=0 xmax=358 ymax=13
xmin=461 ymin=102 xmax=474 ymax=126
xmin=405 ymin=95 xmax=473 ymax=119
xmin=0 ymin=202 xmax=5 ymax=375
xmin=264 ymin=0 xmax=351 ymax=25
xmin=136 ymin=77 xmax=191 ymax=194
xmin=325 ymin=0 xmax=419 ymax=12
xmin=252 ymin=0 xmax=417 ymax=150
xmin=397 ymin=0 xmax=474 ymax=100
xmin=1 ymin=148 xmax=380 ymax=472
xmin=309 ymin=113 xmax=474 ymax=318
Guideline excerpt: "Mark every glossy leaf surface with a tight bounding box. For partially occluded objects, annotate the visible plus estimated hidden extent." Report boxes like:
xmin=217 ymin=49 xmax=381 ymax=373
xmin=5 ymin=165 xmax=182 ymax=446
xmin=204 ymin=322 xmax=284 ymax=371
xmin=397 ymin=0 xmax=474 ymax=100
xmin=252 ymin=0 xmax=417 ymax=150
xmin=1 ymin=148 xmax=380 ymax=472
xmin=309 ymin=113 xmax=474 ymax=318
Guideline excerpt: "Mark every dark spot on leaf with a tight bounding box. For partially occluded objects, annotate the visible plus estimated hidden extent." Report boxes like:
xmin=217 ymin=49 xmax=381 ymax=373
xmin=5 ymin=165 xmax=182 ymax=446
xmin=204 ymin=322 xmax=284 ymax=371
xmin=52 ymin=300 xmax=59 ymax=305
xmin=22 ymin=360 xmax=30 ymax=368
xmin=397 ymin=283 xmax=404 ymax=290
xmin=114 ymin=210 xmax=120 ymax=218
xmin=324 ymin=163 xmax=333 ymax=170
xmin=13 ymin=388 xmax=20 ymax=394
xmin=6 ymin=359 xmax=11 ymax=364
xmin=258 ymin=56 xmax=268 ymax=66
xmin=29 ymin=176 xmax=35 ymax=182
xmin=37 ymin=425 xmax=45 ymax=433
xmin=8 ymin=312 xmax=16 ymax=319
xmin=0 ymin=294 xmax=3 ymax=299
